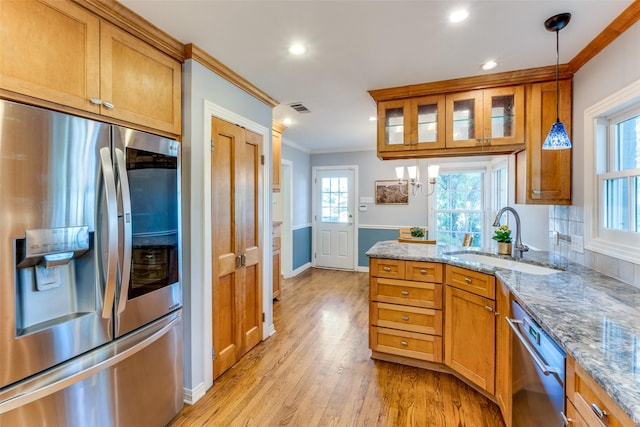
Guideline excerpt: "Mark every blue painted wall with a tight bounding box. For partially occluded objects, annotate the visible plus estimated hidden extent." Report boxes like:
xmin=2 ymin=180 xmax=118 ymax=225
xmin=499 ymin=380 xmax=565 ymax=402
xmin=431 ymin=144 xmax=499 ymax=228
xmin=358 ymin=228 xmax=399 ymax=267
xmin=292 ymin=226 xmax=312 ymax=270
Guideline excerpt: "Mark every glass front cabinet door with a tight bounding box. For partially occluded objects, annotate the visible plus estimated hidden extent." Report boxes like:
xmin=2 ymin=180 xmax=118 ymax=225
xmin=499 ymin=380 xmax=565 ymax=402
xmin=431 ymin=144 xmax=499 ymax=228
xmin=445 ymin=86 xmax=524 ymax=149
xmin=377 ymin=96 xmax=445 ymax=154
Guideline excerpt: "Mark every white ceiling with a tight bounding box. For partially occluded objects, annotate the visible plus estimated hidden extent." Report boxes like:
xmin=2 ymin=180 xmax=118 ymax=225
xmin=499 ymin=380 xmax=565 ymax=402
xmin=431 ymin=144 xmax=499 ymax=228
xmin=120 ymin=0 xmax=633 ymax=153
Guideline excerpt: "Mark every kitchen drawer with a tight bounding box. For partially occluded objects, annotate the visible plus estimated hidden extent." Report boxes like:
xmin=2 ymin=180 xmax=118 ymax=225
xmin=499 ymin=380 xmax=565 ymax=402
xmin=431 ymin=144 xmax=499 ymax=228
xmin=370 ymin=326 xmax=442 ymax=363
xmin=446 ymin=265 xmax=495 ymax=299
xmin=566 ymin=357 xmax=634 ymax=427
xmin=370 ymin=277 xmax=442 ymax=309
xmin=133 ymin=248 xmax=168 ymax=265
xmin=370 ymin=302 xmax=442 ymax=335
xmin=405 ymin=261 xmax=443 ymax=283
xmin=370 ymin=258 xmax=405 ymax=279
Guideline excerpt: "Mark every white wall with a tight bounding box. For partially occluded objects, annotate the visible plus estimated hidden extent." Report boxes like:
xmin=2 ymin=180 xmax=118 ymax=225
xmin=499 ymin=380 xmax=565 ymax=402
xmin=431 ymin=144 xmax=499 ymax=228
xmin=281 ymin=141 xmax=312 ymax=227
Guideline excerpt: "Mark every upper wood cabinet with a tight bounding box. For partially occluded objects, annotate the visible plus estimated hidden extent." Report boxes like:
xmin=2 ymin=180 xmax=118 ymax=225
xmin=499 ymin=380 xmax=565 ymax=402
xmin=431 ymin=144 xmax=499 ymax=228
xmin=272 ymin=122 xmax=286 ymax=192
xmin=374 ymin=85 xmax=525 ymax=159
xmin=0 ymin=0 xmax=182 ymax=136
xmin=377 ymin=95 xmax=445 ymax=153
xmin=516 ymin=79 xmax=572 ymax=205
xmin=445 ymin=86 xmax=525 ymax=149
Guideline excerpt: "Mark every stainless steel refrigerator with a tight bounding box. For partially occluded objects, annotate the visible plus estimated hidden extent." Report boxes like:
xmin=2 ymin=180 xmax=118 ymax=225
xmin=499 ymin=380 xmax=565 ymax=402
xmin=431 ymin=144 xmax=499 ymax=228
xmin=0 ymin=100 xmax=183 ymax=426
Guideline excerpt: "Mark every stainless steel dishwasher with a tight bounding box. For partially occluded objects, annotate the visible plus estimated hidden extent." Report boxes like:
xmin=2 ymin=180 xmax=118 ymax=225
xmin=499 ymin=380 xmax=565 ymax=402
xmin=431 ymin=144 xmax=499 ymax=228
xmin=507 ymin=301 xmax=567 ymax=426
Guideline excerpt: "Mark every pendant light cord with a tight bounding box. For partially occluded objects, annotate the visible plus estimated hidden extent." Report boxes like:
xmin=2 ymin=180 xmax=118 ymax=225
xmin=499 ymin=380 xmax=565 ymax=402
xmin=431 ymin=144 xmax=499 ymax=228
xmin=555 ymin=29 xmax=560 ymax=122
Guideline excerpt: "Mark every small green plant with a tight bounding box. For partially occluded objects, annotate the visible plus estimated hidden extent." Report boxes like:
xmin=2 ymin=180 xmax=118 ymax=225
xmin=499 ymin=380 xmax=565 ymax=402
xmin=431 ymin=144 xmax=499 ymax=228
xmin=492 ymin=225 xmax=512 ymax=243
xmin=410 ymin=227 xmax=425 ymax=238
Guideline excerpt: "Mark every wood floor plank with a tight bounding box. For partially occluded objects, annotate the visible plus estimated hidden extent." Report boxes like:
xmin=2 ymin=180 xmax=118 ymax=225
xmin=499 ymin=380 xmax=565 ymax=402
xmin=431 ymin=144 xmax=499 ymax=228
xmin=169 ymin=268 xmax=505 ymax=427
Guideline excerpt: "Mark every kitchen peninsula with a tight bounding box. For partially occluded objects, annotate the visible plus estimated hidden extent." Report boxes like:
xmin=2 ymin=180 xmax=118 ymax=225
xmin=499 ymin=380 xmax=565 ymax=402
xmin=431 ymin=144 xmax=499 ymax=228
xmin=367 ymin=240 xmax=640 ymax=426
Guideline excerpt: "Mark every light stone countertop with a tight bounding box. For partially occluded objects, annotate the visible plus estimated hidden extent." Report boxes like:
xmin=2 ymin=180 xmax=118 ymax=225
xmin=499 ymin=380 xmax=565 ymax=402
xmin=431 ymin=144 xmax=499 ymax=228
xmin=366 ymin=240 xmax=640 ymax=425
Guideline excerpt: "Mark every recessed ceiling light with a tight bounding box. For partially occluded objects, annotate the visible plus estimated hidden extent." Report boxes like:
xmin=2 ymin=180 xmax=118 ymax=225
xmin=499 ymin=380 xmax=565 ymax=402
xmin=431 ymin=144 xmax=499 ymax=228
xmin=482 ymin=60 xmax=497 ymax=71
xmin=283 ymin=117 xmax=293 ymax=126
xmin=288 ymin=43 xmax=307 ymax=55
xmin=449 ymin=9 xmax=469 ymax=23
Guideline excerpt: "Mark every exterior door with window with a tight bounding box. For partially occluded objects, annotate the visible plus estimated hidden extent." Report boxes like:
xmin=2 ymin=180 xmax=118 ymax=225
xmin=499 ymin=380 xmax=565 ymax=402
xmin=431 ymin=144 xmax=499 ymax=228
xmin=314 ymin=168 xmax=355 ymax=270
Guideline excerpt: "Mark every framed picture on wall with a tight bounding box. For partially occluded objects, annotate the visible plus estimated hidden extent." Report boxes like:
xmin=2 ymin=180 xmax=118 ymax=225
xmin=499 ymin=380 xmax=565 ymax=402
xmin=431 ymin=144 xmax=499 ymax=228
xmin=375 ymin=180 xmax=409 ymax=204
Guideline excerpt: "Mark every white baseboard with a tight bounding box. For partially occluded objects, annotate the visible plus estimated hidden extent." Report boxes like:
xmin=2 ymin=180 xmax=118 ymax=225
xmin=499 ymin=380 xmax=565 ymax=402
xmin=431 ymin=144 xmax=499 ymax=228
xmin=265 ymin=322 xmax=276 ymax=337
xmin=183 ymin=381 xmax=208 ymax=405
xmin=356 ymin=266 xmax=369 ymax=273
xmin=291 ymin=262 xmax=312 ymax=277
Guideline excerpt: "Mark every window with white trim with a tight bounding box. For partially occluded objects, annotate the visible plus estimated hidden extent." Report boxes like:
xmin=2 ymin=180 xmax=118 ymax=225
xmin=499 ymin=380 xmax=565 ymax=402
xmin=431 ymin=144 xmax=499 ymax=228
xmin=599 ymin=108 xmax=640 ymax=239
xmin=433 ymin=170 xmax=485 ymax=247
xmin=585 ymin=79 xmax=640 ymax=263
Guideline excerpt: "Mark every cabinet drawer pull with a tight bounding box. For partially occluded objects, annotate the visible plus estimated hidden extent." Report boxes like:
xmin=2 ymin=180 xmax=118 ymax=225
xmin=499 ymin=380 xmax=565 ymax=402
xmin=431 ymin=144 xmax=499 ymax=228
xmin=419 ymin=269 xmax=427 ymax=275
xmin=533 ymin=189 xmax=542 ymax=195
xmin=591 ymin=403 xmax=607 ymax=419
xmin=400 ymin=341 xmax=408 ymax=347
xmin=401 ymin=290 xmax=409 ymax=296
xmin=561 ymin=412 xmax=572 ymax=425
xmin=485 ymin=305 xmax=493 ymax=312
xmin=464 ymin=277 xmax=472 ymax=283
xmin=402 ymin=316 xmax=409 ymax=321
xmin=103 ymin=101 xmax=115 ymax=109
xmin=90 ymin=97 xmax=102 ymax=105
xmin=383 ymin=266 xmax=391 ymax=272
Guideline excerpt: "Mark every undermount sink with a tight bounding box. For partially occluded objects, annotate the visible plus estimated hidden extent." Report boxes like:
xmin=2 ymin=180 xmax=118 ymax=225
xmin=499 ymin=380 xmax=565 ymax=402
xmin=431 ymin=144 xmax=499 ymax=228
xmin=449 ymin=253 xmax=562 ymax=275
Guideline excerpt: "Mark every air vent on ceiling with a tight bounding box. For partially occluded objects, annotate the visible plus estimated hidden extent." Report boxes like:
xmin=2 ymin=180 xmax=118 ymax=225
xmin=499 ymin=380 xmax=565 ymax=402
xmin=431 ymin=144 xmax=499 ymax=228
xmin=288 ymin=102 xmax=311 ymax=113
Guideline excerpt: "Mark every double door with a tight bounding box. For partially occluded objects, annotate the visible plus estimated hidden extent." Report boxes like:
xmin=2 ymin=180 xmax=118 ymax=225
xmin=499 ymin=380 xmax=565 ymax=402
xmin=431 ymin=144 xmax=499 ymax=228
xmin=211 ymin=117 xmax=263 ymax=379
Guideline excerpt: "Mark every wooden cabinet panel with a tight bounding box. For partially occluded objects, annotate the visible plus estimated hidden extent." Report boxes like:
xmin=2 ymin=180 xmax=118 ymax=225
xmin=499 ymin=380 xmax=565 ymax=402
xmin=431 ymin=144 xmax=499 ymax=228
xmin=445 ymin=90 xmax=484 ymax=148
xmin=100 ymin=22 xmax=181 ymax=135
xmin=444 ymin=285 xmax=496 ymax=395
xmin=516 ymin=79 xmax=572 ymax=205
xmin=370 ymin=326 xmax=443 ymax=363
xmin=272 ymin=223 xmax=281 ymax=300
xmin=566 ymin=356 xmax=635 ymax=427
xmin=371 ymin=302 xmax=443 ymax=336
xmin=446 ymin=265 xmax=496 ymax=299
xmin=0 ymin=0 xmax=182 ymax=136
xmin=0 ymin=0 xmax=101 ymax=113
xmin=370 ymin=277 xmax=442 ymax=309
xmin=370 ymin=258 xmax=405 ymax=279
xmin=495 ymin=280 xmax=512 ymax=425
xmin=405 ymin=261 xmax=443 ymax=283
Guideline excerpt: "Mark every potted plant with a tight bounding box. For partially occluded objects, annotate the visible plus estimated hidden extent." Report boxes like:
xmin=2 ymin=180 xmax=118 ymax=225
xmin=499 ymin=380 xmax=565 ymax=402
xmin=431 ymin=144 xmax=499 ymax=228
xmin=492 ymin=224 xmax=512 ymax=255
xmin=410 ymin=227 xmax=425 ymax=239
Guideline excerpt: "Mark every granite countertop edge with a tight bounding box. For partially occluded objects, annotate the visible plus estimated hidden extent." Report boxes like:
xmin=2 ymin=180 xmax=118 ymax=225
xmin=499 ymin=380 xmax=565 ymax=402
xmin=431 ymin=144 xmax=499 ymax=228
xmin=366 ymin=240 xmax=640 ymax=425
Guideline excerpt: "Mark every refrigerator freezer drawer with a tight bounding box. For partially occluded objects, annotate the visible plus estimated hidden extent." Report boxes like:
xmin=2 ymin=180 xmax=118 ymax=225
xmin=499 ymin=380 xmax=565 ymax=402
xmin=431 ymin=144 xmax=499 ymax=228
xmin=0 ymin=311 xmax=183 ymax=427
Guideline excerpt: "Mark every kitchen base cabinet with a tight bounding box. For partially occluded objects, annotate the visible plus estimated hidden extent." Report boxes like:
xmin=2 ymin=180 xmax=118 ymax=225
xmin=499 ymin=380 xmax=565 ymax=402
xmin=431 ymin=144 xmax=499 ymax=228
xmin=369 ymin=258 xmax=444 ymax=365
xmin=444 ymin=285 xmax=496 ymax=395
xmin=566 ymin=356 xmax=636 ymax=427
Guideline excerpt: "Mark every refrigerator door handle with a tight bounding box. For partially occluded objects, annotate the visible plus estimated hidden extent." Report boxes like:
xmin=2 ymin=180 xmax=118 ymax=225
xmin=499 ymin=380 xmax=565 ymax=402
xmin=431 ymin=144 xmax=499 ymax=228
xmin=115 ymin=148 xmax=132 ymax=315
xmin=100 ymin=148 xmax=118 ymax=319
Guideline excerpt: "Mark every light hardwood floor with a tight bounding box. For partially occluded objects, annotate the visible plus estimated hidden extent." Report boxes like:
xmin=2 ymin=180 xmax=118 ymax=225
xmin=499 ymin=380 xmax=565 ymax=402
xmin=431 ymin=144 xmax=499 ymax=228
xmin=169 ymin=268 xmax=505 ymax=427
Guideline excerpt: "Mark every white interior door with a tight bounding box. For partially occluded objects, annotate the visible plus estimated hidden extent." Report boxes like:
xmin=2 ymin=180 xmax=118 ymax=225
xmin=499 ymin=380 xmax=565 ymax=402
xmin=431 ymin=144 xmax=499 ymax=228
xmin=314 ymin=168 xmax=355 ymax=270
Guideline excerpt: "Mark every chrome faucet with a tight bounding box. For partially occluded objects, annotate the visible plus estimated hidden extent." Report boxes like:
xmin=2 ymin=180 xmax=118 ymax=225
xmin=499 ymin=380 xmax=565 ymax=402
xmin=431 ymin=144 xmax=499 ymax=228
xmin=492 ymin=206 xmax=529 ymax=258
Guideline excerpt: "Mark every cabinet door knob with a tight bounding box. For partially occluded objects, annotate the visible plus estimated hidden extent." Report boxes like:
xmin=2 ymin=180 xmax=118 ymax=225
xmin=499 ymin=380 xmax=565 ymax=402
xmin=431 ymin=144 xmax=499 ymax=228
xmin=464 ymin=277 xmax=472 ymax=283
xmin=561 ymin=412 xmax=573 ymax=425
xmin=103 ymin=101 xmax=115 ymax=109
xmin=90 ymin=98 xmax=102 ymax=105
xmin=419 ymin=269 xmax=427 ymax=275
xmin=401 ymin=290 xmax=409 ymax=296
xmin=402 ymin=316 xmax=409 ymax=321
xmin=484 ymin=305 xmax=493 ymax=312
xmin=400 ymin=341 xmax=408 ymax=347
xmin=383 ymin=266 xmax=391 ymax=272
xmin=533 ymin=189 xmax=542 ymax=195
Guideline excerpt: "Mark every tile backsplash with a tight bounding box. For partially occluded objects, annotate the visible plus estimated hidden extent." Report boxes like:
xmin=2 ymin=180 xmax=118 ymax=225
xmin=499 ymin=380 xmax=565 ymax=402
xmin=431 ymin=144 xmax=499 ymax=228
xmin=549 ymin=205 xmax=640 ymax=288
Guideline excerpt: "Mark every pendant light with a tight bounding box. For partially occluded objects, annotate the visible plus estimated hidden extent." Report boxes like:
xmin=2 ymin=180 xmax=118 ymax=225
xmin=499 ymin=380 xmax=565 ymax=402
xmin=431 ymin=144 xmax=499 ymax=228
xmin=542 ymin=12 xmax=572 ymax=150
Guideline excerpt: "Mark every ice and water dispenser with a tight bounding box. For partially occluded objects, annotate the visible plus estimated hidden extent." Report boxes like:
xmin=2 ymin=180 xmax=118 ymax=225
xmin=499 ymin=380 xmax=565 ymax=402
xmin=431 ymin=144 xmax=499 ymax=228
xmin=14 ymin=226 xmax=95 ymax=335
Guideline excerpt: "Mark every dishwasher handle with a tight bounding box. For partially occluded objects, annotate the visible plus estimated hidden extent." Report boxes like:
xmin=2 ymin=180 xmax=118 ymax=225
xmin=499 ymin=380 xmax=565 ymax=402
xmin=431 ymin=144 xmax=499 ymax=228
xmin=506 ymin=317 xmax=560 ymax=376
